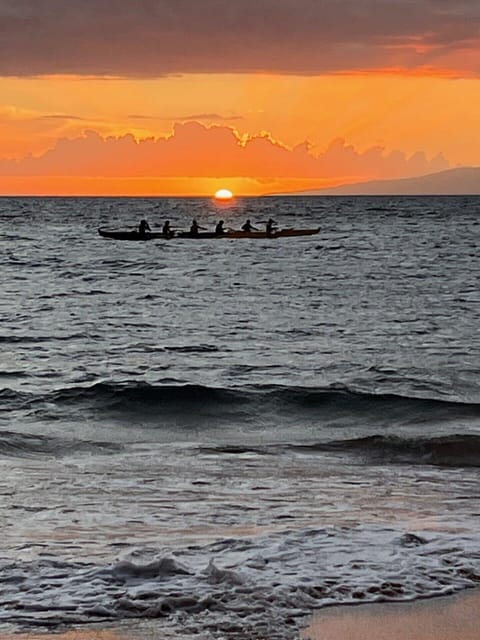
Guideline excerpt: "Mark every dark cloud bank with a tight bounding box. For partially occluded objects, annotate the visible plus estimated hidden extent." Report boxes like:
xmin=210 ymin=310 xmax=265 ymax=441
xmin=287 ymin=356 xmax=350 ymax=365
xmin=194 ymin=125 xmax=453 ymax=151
xmin=0 ymin=0 xmax=479 ymax=76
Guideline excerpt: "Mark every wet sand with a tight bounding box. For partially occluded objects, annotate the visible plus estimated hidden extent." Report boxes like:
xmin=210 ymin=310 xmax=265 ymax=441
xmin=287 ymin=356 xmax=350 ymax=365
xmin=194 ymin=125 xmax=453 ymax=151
xmin=0 ymin=633 xmax=124 ymax=640
xmin=302 ymin=588 xmax=480 ymax=640
xmin=0 ymin=589 xmax=479 ymax=640
xmin=0 ymin=621 xmax=182 ymax=640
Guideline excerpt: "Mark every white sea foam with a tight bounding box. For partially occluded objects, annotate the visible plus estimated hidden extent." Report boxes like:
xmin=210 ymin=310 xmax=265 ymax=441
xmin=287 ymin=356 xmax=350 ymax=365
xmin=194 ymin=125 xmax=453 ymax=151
xmin=1 ymin=525 xmax=479 ymax=638
xmin=1 ymin=443 xmax=480 ymax=637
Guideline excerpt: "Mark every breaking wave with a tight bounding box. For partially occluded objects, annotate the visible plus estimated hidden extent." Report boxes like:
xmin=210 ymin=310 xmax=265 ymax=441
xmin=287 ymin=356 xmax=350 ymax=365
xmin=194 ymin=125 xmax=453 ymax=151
xmin=2 ymin=380 xmax=479 ymax=414
xmin=2 ymin=382 xmax=479 ymax=465
xmin=0 ymin=430 xmax=121 ymax=458
xmin=292 ymin=433 xmax=480 ymax=467
xmin=202 ymin=433 xmax=480 ymax=468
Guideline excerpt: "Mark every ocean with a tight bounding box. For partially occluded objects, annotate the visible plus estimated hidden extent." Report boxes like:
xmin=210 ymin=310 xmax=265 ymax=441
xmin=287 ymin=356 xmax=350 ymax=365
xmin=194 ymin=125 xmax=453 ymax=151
xmin=1 ymin=195 xmax=479 ymax=639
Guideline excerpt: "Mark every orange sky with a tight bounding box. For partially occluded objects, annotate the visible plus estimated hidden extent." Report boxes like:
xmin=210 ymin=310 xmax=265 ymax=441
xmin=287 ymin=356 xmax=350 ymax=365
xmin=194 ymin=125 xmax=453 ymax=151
xmin=0 ymin=1 xmax=479 ymax=195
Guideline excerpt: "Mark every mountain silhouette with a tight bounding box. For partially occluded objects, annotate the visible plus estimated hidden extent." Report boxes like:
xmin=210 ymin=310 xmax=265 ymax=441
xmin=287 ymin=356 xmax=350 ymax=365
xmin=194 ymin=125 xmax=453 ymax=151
xmin=301 ymin=167 xmax=480 ymax=195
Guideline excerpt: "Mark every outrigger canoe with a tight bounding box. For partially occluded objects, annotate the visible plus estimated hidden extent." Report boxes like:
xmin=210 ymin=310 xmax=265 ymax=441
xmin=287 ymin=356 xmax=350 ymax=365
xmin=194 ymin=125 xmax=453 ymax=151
xmin=98 ymin=227 xmax=320 ymax=241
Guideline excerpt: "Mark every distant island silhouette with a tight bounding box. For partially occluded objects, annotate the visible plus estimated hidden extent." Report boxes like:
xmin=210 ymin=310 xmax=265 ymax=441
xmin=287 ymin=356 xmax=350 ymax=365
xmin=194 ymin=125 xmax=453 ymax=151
xmin=296 ymin=167 xmax=480 ymax=196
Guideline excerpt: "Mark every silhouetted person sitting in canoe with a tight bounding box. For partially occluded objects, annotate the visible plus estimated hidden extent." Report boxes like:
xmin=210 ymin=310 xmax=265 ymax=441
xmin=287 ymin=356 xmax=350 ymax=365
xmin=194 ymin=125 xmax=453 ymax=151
xmin=190 ymin=219 xmax=206 ymax=236
xmin=162 ymin=220 xmax=173 ymax=238
xmin=266 ymin=218 xmax=277 ymax=235
xmin=241 ymin=219 xmax=258 ymax=232
xmin=138 ymin=219 xmax=151 ymax=236
xmin=215 ymin=220 xmax=225 ymax=235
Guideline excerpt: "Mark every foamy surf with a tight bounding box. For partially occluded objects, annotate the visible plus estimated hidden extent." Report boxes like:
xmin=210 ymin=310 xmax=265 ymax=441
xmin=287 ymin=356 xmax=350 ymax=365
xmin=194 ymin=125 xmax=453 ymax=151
xmin=2 ymin=526 xmax=480 ymax=638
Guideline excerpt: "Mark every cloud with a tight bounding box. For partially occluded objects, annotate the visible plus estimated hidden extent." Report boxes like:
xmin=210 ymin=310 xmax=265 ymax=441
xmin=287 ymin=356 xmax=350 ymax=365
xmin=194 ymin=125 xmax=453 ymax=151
xmin=128 ymin=113 xmax=243 ymax=122
xmin=0 ymin=121 xmax=449 ymax=181
xmin=0 ymin=105 xmax=111 ymax=159
xmin=0 ymin=1 xmax=478 ymax=77
xmin=40 ymin=114 xmax=86 ymax=121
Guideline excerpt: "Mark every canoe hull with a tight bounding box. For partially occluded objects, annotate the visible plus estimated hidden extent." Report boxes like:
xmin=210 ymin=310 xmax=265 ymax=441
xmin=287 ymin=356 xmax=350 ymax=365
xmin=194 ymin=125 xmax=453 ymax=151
xmin=176 ymin=231 xmax=220 ymax=239
xmin=98 ymin=227 xmax=320 ymax=241
xmin=224 ymin=228 xmax=320 ymax=238
xmin=98 ymin=228 xmax=168 ymax=241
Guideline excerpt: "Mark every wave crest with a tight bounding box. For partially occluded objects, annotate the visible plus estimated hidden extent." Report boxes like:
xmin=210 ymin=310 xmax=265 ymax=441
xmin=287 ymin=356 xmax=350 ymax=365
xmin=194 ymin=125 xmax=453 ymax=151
xmin=0 ymin=430 xmax=121 ymax=458
xmin=3 ymin=381 xmax=480 ymax=411
xmin=295 ymin=433 xmax=480 ymax=467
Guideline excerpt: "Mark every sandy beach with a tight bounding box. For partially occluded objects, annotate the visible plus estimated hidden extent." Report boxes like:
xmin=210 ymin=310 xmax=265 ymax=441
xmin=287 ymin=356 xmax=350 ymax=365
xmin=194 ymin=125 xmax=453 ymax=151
xmin=1 ymin=589 xmax=479 ymax=640
xmin=302 ymin=588 xmax=480 ymax=640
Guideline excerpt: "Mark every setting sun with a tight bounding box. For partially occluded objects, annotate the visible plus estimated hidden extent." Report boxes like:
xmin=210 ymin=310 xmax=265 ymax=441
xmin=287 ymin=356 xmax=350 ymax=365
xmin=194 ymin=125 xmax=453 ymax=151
xmin=214 ymin=188 xmax=234 ymax=200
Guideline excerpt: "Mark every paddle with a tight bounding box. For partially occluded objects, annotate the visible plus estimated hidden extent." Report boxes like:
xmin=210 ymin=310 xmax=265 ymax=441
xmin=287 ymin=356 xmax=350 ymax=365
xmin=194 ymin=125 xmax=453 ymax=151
xmin=256 ymin=219 xmax=279 ymax=233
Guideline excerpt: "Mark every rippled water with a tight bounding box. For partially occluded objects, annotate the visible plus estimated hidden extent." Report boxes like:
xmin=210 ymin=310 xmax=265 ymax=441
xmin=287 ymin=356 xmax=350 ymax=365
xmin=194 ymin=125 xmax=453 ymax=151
xmin=1 ymin=196 xmax=479 ymax=638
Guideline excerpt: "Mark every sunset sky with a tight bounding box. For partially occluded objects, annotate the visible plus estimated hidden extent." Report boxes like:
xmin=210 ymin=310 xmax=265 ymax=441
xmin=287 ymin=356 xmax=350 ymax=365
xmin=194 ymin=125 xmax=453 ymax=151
xmin=1 ymin=0 xmax=479 ymax=195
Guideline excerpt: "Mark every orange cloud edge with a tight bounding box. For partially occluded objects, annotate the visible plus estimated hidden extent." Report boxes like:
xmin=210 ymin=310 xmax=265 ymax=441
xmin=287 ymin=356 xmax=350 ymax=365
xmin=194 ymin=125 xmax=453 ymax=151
xmin=0 ymin=121 xmax=449 ymax=196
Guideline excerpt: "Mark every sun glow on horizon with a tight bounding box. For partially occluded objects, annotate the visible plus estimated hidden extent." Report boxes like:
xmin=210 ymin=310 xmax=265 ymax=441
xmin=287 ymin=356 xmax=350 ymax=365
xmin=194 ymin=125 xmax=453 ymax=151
xmin=214 ymin=188 xmax=234 ymax=200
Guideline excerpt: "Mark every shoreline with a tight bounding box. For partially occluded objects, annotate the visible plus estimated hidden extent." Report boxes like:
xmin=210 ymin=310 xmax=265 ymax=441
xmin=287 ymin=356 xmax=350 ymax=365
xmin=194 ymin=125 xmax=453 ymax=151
xmin=0 ymin=589 xmax=479 ymax=640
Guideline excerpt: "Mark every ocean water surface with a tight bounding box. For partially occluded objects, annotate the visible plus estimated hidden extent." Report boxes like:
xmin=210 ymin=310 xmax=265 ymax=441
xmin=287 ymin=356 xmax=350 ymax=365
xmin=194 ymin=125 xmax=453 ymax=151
xmin=1 ymin=195 xmax=479 ymax=639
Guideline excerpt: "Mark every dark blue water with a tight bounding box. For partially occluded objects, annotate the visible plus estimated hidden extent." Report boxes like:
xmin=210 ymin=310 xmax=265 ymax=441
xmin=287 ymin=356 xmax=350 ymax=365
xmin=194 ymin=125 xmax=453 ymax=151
xmin=1 ymin=196 xmax=479 ymax=639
